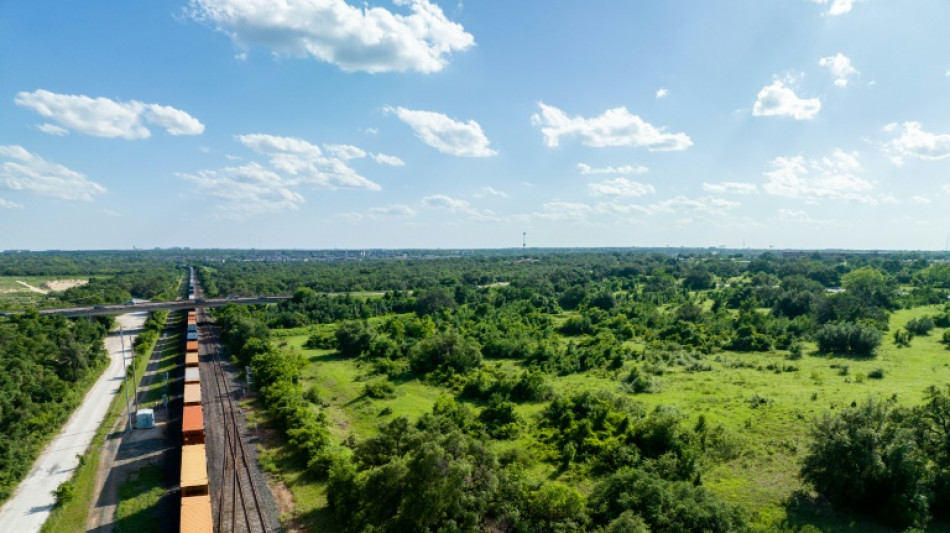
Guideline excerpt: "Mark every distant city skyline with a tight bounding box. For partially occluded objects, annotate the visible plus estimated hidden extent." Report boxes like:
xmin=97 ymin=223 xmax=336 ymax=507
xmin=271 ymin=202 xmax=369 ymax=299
xmin=2 ymin=1 xmax=950 ymax=250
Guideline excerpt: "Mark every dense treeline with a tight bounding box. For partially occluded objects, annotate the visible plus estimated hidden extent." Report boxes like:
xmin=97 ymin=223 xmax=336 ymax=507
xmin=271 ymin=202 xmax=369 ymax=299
xmin=0 ymin=312 xmax=108 ymax=502
xmin=57 ymin=268 xmax=181 ymax=305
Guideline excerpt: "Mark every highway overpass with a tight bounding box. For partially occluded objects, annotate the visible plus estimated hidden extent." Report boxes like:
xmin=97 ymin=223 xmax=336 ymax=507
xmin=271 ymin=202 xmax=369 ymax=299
xmin=1 ymin=296 xmax=291 ymax=318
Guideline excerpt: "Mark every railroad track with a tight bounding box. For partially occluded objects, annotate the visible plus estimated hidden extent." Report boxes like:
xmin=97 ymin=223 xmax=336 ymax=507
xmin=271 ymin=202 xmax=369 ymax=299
xmin=195 ymin=286 xmax=269 ymax=533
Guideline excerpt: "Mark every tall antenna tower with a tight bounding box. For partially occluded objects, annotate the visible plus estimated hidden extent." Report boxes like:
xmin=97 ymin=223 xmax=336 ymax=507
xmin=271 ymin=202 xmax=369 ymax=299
xmin=522 ymin=232 xmax=527 ymax=258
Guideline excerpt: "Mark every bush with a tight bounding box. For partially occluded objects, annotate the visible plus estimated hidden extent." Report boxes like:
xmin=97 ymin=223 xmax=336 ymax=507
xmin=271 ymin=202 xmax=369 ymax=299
xmin=363 ymin=378 xmax=396 ymax=399
xmin=590 ymin=468 xmax=744 ymax=532
xmin=905 ymin=317 xmax=935 ymax=336
xmin=52 ymin=480 xmax=75 ymax=507
xmin=304 ymin=330 xmax=335 ymax=349
xmin=815 ymin=322 xmax=882 ymax=356
xmin=868 ymin=368 xmax=884 ymax=379
xmin=622 ymin=365 xmax=657 ymax=394
xmin=894 ymin=328 xmax=913 ymax=348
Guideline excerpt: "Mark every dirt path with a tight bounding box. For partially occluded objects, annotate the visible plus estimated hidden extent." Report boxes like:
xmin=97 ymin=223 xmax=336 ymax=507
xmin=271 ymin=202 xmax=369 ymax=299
xmin=0 ymin=312 xmax=147 ymax=533
xmin=15 ymin=280 xmax=48 ymax=294
xmin=86 ymin=320 xmax=177 ymax=533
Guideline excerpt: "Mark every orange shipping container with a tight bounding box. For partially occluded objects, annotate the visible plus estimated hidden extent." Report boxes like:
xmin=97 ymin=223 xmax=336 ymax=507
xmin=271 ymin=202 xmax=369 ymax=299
xmin=184 ymin=382 xmax=202 ymax=406
xmin=180 ymin=444 xmax=208 ymax=497
xmin=185 ymin=352 xmax=199 ymax=367
xmin=183 ymin=405 xmax=204 ymax=445
xmin=186 ymin=340 xmax=198 ymax=352
xmin=180 ymin=494 xmax=213 ymax=533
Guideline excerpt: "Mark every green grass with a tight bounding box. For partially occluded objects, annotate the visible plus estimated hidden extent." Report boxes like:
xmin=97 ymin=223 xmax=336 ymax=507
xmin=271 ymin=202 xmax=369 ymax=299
xmin=141 ymin=313 xmax=184 ymax=406
xmin=113 ymin=465 xmax=165 ymax=533
xmin=260 ymin=307 xmax=950 ymax=532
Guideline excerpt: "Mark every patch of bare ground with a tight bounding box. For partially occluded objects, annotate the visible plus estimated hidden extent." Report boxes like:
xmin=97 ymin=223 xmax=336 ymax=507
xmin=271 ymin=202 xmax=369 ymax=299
xmin=44 ymin=279 xmax=88 ymax=291
xmin=15 ymin=280 xmax=47 ymax=294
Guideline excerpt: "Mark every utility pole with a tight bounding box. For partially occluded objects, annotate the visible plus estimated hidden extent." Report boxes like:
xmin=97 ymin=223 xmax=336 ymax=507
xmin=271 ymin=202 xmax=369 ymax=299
xmin=522 ymin=232 xmax=526 ymax=258
xmin=120 ymin=327 xmax=133 ymax=431
xmin=132 ymin=332 xmax=140 ymax=414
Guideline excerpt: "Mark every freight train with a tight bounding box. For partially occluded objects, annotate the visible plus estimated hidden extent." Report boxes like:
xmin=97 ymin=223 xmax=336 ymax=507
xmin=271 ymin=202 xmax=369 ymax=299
xmin=180 ymin=268 xmax=212 ymax=532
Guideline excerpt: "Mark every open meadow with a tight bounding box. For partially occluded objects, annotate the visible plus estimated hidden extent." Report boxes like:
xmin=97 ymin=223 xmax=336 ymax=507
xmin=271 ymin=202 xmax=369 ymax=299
xmin=248 ymin=300 xmax=950 ymax=532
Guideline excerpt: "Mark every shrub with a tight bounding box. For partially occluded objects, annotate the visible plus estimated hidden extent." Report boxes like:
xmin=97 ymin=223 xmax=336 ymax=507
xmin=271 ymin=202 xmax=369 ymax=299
xmin=622 ymin=365 xmax=657 ymax=394
xmin=815 ymin=322 xmax=882 ymax=356
xmin=590 ymin=468 xmax=744 ymax=532
xmin=894 ymin=328 xmax=913 ymax=348
xmin=868 ymin=368 xmax=885 ymax=379
xmin=52 ymin=480 xmax=74 ymax=507
xmin=905 ymin=317 xmax=935 ymax=336
xmin=363 ymin=378 xmax=396 ymax=399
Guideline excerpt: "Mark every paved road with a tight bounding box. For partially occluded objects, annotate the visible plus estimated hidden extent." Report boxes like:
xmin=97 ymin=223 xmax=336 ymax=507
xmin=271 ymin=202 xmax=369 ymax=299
xmin=11 ymin=296 xmax=291 ymax=318
xmin=0 ymin=312 xmax=147 ymax=533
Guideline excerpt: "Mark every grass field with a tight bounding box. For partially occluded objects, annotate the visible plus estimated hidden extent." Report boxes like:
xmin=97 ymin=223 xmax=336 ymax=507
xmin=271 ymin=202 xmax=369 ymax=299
xmin=260 ymin=305 xmax=950 ymax=532
xmin=0 ymin=276 xmax=71 ymax=308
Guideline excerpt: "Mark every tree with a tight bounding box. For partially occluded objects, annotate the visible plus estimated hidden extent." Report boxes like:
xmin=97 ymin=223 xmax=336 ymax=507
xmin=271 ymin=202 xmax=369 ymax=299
xmin=841 ymin=266 xmax=894 ymax=309
xmin=414 ymin=287 xmax=457 ymax=316
xmin=409 ymin=330 xmax=482 ymax=375
xmin=559 ymin=285 xmax=589 ymax=311
xmin=801 ymin=399 xmax=930 ymax=528
xmin=335 ymin=320 xmax=375 ymax=357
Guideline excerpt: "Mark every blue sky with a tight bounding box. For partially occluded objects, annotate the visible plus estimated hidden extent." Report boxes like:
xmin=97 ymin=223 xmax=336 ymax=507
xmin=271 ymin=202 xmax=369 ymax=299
xmin=2 ymin=0 xmax=950 ymax=250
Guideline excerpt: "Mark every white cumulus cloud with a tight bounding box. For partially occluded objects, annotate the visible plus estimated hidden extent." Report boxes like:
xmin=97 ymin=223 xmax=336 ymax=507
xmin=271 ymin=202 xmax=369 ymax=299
xmin=777 ymin=208 xmax=846 ymax=227
xmin=812 ymin=0 xmax=853 ymax=16
xmin=183 ymin=134 xmax=383 ymax=217
xmin=373 ymin=153 xmax=405 ymax=166
xmin=323 ymin=144 xmax=367 ymax=161
xmin=421 ymin=193 xmax=472 ymax=211
xmin=15 ymin=89 xmax=204 ymax=139
xmin=577 ymin=162 xmax=649 ymax=175
xmin=0 ymin=197 xmax=23 ymax=209
xmin=474 ymin=186 xmax=508 ymax=199
xmin=188 ymin=0 xmax=474 ymax=74
xmin=819 ymin=53 xmax=858 ymax=87
xmin=36 ymin=123 xmax=68 ymax=136
xmin=180 ymin=163 xmax=305 ymax=218
xmin=532 ymin=103 xmax=692 ymax=151
xmin=882 ymin=121 xmax=950 ymax=165
xmin=762 ymin=149 xmax=878 ymax=203
xmin=369 ymin=204 xmax=416 ymax=217
xmin=649 ymin=196 xmax=741 ymax=216
xmin=656 ymin=88 xmax=669 ymax=99
xmin=588 ymin=177 xmax=655 ymax=198
xmin=388 ymin=107 xmax=496 ymax=157
xmin=0 ymin=145 xmax=105 ymax=201
xmin=535 ymin=201 xmax=593 ymax=222
xmin=752 ymin=80 xmax=821 ymax=120
xmin=702 ymin=182 xmax=758 ymax=194
xmin=238 ymin=134 xmax=381 ymax=190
